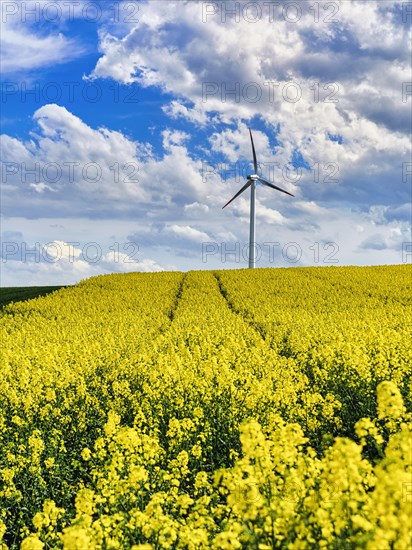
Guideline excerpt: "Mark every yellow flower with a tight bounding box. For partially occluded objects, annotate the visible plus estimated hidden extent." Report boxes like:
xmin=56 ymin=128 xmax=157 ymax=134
xmin=377 ymin=381 xmax=405 ymax=421
xmin=21 ymin=536 xmax=44 ymax=550
xmin=104 ymin=411 xmax=121 ymax=438
xmin=81 ymin=448 xmax=92 ymax=461
xmin=60 ymin=526 xmax=94 ymax=550
xmin=191 ymin=443 xmax=202 ymax=459
xmin=75 ymin=488 xmax=95 ymax=516
xmin=44 ymin=457 xmax=55 ymax=469
xmin=0 ymin=520 xmax=6 ymax=542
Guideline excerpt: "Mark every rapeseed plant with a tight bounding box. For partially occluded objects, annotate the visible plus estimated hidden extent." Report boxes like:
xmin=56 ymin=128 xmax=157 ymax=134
xmin=0 ymin=266 xmax=410 ymax=548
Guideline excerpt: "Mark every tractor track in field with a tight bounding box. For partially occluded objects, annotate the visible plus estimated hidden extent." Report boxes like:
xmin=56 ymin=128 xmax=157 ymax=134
xmin=167 ymin=272 xmax=187 ymax=322
xmin=213 ymin=272 xmax=267 ymax=341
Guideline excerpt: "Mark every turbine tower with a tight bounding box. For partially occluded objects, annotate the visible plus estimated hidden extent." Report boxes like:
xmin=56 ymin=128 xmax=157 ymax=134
xmin=222 ymin=128 xmax=294 ymax=268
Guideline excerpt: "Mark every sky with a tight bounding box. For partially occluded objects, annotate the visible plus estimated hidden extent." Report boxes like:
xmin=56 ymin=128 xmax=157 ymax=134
xmin=1 ymin=0 xmax=411 ymax=286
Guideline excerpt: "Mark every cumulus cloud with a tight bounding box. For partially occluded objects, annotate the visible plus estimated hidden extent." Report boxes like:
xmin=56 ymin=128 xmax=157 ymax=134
xmin=357 ymin=227 xmax=407 ymax=252
xmin=1 ymin=104 xmax=222 ymax=217
xmin=90 ymin=1 xmax=411 ymax=133
xmin=166 ymin=224 xmax=212 ymax=243
xmin=228 ymin=196 xmax=286 ymax=225
xmin=184 ymin=202 xmax=210 ymax=216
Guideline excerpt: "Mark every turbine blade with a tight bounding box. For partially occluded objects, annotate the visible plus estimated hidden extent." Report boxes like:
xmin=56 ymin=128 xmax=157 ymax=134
xmin=258 ymin=177 xmax=294 ymax=197
xmin=222 ymin=180 xmax=252 ymax=209
xmin=249 ymin=128 xmax=258 ymax=173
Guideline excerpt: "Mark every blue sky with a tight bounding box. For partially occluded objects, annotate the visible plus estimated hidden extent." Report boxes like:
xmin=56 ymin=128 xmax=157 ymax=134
xmin=1 ymin=0 xmax=411 ymax=285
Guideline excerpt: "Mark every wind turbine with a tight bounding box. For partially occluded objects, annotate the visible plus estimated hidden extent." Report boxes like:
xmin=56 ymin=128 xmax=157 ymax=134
xmin=222 ymin=128 xmax=294 ymax=268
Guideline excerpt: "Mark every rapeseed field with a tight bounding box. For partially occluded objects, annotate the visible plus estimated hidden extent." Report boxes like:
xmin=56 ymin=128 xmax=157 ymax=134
xmin=1 ymin=265 xmax=411 ymax=549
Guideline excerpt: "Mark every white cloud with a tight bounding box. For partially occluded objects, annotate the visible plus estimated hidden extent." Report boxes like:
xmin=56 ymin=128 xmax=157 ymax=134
xmin=357 ymin=227 xmax=407 ymax=252
xmin=1 ymin=29 xmax=80 ymax=73
xmin=163 ymin=100 xmax=208 ymax=125
xmin=184 ymin=202 xmax=210 ymax=216
xmin=230 ymin=196 xmax=286 ymax=225
xmin=30 ymin=182 xmax=56 ymax=193
xmin=162 ymin=129 xmax=190 ymax=149
xmin=1 ymin=104 xmax=152 ymax=212
xmin=1 ymin=104 xmax=226 ymax=220
xmin=0 ymin=1 xmax=85 ymax=74
xmin=166 ymin=224 xmax=211 ymax=243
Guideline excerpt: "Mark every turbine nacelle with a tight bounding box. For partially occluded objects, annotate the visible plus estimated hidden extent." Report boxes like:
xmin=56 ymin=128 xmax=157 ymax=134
xmin=247 ymin=174 xmax=259 ymax=180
